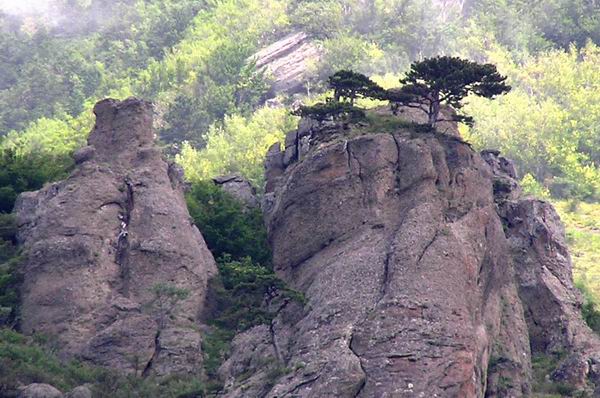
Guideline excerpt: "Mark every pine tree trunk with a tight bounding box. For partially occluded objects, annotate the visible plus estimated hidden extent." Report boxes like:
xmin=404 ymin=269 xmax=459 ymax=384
xmin=429 ymin=92 xmax=441 ymax=127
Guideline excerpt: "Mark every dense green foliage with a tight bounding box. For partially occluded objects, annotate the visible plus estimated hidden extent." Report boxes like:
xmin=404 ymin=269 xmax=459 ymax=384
xmin=328 ymin=70 xmax=383 ymax=104
xmin=176 ymin=107 xmax=297 ymax=187
xmin=293 ymin=100 xmax=366 ymax=122
xmin=1 ymin=0 xmax=598 ymax=199
xmin=575 ymin=279 xmax=600 ymax=335
xmin=464 ymin=44 xmax=600 ymax=201
xmin=0 ymin=149 xmax=71 ymax=213
xmin=186 ymin=181 xmax=304 ymax=386
xmin=389 ymin=56 xmax=511 ymax=126
xmin=0 ymin=214 xmax=20 ymax=327
xmin=531 ymin=352 xmax=578 ymax=397
xmin=186 ymin=181 xmax=270 ymax=266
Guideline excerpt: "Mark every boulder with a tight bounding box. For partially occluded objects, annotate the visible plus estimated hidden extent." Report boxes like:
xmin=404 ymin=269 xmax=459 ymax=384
xmin=18 ymin=384 xmax=62 ymax=398
xmin=15 ymin=98 xmax=217 ymax=376
xmin=212 ymin=174 xmax=259 ymax=208
xmin=65 ymin=386 xmax=92 ymax=398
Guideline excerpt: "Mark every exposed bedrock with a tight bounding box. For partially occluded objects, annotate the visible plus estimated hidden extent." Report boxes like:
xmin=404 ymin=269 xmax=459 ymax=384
xmin=15 ymin=98 xmax=217 ymax=376
xmin=220 ymin=118 xmax=600 ymax=397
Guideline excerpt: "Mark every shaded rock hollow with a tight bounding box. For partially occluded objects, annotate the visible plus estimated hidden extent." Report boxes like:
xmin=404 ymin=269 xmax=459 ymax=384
xmin=15 ymin=98 xmax=217 ymax=376
xmin=219 ymin=114 xmax=600 ymax=397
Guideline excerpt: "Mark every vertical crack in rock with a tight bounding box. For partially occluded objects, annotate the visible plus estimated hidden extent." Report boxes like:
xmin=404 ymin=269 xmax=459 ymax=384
xmin=416 ymin=230 xmax=439 ymax=265
xmin=116 ymin=177 xmax=134 ymax=297
xmin=349 ymin=331 xmax=367 ymax=397
xmin=141 ymin=329 xmax=161 ymax=377
xmin=282 ymin=364 xmax=328 ymax=396
xmin=345 ymin=142 xmax=368 ymax=207
xmin=377 ymin=214 xmax=408 ymax=304
xmin=379 ymin=250 xmax=392 ymax=303
xmin=269 ymin=320 xmax=283 ymax=364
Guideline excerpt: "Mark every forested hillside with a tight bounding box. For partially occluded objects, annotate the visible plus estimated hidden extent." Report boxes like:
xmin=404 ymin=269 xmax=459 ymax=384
xmin=0 ymin=0 xmax=599 ymax=275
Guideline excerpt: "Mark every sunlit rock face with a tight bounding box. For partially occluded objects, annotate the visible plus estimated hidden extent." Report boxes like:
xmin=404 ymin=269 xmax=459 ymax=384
xmin=220 ymin=114 xmax=600 ymax=397
xmin=15 ymin=98 xmax=217 ymax=376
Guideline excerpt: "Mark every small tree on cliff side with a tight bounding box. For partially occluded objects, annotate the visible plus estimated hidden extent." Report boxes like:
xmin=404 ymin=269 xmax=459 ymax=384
xmin=328 ymin=70 xmax=383 ymax=105
xmin=386 ymin=56 xmax=511 ymax=127
xmin=149 ymin=283 xmax=190 ymax=329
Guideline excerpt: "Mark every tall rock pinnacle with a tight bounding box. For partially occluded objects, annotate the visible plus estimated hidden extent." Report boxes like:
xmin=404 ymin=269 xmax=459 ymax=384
xmin=15 ymin=98 xmax=217 ymax=376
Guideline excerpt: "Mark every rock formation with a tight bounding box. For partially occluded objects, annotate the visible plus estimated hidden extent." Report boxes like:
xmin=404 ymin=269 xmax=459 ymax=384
xmin=212 ymin=174 xmax=259 ymax=208
xmin=15 ymin=98 xmax=217 ymax=376
xmin=250 ymin=32 xmax=321 ymax=98
xmin=219 ymin=111 xmax=600 ymax=397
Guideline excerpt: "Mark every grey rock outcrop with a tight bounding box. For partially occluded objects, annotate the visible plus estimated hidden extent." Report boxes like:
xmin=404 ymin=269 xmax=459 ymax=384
xmin=221 ymin=115 xmax=600 ymax=397
xmin=489 ymin=153 xmax=600 ymax=393
xmin=64 ymin=386 xmax=92 ymax=398
xmin=213 ymin=174 xmax=259 ymax=208
xmin=15 ymin=98 xmax=217 ymax=376
xmin=250 ymin=32 xmax=321 ymax=97
xmin=18 ymin=384 xmax=62 ymax=398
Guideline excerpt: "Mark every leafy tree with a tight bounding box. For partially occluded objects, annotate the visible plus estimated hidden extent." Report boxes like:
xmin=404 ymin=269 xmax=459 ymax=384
xmin=0 ymin=149 xmax=72 ymax=213
xmin=185 ymin=180 xmax=271 ymax=266
xmin=387 ymin=56 xmax=511 ymax=127
xmin=176 ymin=106 xmax=297 ymax=187
xmin=465 ymin=44 xmax=600 ymax=201
xmin=148 ymin=283 xmax=190 ymax=329
xmin=292 ymin=99 xmax=366 ymax=122
xmin=328 ymin=70 xmax=383 ymax=105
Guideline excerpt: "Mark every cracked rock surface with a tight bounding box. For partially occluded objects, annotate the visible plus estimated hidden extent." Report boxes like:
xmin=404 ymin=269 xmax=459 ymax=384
xmin=221 ymin=114 xmax=600 ymax=397
xmin=15 ymin=98 xmax=217 ymax=376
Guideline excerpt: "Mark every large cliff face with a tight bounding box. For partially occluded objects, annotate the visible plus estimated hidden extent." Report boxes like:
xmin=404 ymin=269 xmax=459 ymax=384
xmin=15 ymin=98 xmax=217 ymax=376
xmin=219 ymin=114 xmax=600 ymax=397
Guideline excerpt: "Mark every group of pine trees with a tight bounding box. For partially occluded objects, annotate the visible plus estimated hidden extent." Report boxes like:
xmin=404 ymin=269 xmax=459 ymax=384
xmin=298 ymin=56 xmax=511 ymax=128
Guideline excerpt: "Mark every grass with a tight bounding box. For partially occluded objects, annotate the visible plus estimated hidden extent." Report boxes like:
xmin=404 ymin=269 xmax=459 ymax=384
xmin=0 ymin=328 xmax=208 ymax=397
xmin=554 ymin=201 xmax=600 ymax=299
xmin=346 ymin=111 xmax=432 ymax=138
xmin=530 ymin=353 xmax=586 ymax=397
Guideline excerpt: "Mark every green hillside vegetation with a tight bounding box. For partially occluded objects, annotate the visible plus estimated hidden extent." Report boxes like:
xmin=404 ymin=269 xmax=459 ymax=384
xmin=0 ymin=1 xmax=598 ymax=394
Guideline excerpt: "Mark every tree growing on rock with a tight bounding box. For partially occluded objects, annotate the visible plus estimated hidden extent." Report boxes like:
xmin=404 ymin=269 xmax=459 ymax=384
xmin=328 ymin=70 xmax=383 ymax=105
xmin=385 ymin=56 xmax=511 ymax=127
xmin=149 ymin=283 xmax=190 ymax=329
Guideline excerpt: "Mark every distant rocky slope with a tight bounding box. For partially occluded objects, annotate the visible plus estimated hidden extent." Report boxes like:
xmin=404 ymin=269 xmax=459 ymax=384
xmin=218 ymin=111 xmax=600 ymax=397
xmin=250 ymin=32 xmax=321 ymax=98
xmin=15 ymin=98 xmax=217 ymax=376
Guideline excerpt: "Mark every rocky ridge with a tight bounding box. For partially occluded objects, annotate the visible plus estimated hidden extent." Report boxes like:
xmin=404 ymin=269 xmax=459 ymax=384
xmin=219 ymin=111 xmax=600 ymax=397
xmin=15 ymin=98 xmax=217 ymax=376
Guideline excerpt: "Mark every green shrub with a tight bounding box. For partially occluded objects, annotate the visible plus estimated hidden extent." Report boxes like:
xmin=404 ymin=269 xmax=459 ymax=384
xmin=0 ymin=328 xmax=209 ymax=397
xmin=0 ymin=214 xmax=21 ymax=326
xmin=0 ymin=149 xmax=71 ymax=213
xmin=575 ymin=279 xmax=600 ymax=334
xmin=186 ymin=181 xmax=271 ymax=266
xmin=520 ymin=173 xmax=551 ymax=200
xmin=210 ymin=255 xmax=305 ymax=332
xmin=292 ymin=100 xmax=366 ymax=122
xmin=202 ymin=254 xmax=305 ymax=387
